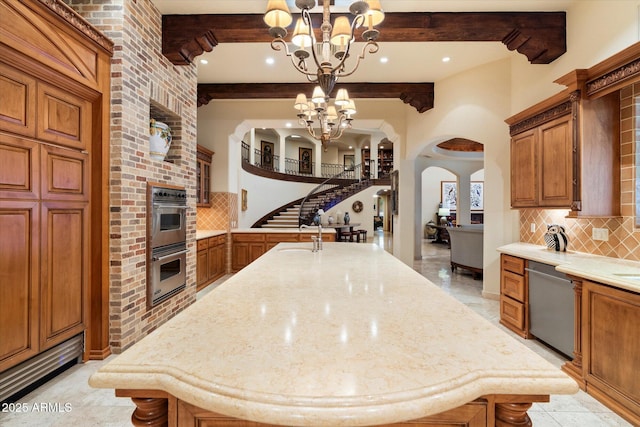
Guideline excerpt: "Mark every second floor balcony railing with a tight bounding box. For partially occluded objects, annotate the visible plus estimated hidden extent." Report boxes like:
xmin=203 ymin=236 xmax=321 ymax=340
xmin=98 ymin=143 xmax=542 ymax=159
xmin=241 ymin=142 xmax=383 ymax=180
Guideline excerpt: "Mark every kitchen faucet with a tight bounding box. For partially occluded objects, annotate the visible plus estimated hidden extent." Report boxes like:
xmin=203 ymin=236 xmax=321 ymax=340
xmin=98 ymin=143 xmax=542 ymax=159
xmin=300 ymin=209 xmax=324 ymax=252
xmin=300 ymin=223 xmax=323 ymax=252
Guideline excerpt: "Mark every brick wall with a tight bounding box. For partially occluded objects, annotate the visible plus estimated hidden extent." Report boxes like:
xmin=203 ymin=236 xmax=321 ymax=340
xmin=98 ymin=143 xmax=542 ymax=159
xmin=64 ymin=0 xmax=198 ymax=352
xmin=519 ymin=88 xmax=640 ymax=261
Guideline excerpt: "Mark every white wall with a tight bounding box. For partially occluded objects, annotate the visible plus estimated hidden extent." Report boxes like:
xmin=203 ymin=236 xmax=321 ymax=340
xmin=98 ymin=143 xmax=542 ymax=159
xmin=237 ymin=169 xmax=317 ymax=228
xmin=511 ymin=0 xmax=640 ymax=113
xmin=400 ymin=58 xmax=516 ymax=297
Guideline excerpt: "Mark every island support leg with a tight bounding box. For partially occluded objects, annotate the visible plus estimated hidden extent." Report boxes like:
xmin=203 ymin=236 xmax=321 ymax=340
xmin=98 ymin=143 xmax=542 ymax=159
xmin=130 ymin=397 xmax=168 ymax=427
xmin=495 ymin=401 xmax=533 ymax=426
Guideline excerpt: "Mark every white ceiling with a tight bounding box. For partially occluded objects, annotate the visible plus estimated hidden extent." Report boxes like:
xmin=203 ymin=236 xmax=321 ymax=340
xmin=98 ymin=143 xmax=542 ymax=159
xmin=151 ymin=0 xmax=576 ymax=154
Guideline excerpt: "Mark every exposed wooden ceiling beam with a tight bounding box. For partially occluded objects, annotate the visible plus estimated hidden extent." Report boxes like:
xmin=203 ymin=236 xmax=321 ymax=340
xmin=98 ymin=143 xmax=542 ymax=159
xmin=197 ymin=82 xmax=435 ymax=113
xmin=162 ymin=12 xmax=566 ymax=65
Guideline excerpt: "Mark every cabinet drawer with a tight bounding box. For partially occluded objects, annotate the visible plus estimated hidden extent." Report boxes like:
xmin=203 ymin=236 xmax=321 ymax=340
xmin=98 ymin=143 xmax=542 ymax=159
xmin=501 ymin=254 xmax=525 ymax=275
xmin=266 ymin=233 xmax=300 ymax=243
xmin=209 ymin=235 xmax=226 ymax=247
xmin=197 ymin=239 xmax=209 ymax=251
xmin=502 ymin=270 xmax=526 ymax=302
xmin=232 ymin=233 xmax=265 ymax=243
xmin=500 ymin=296 xmax=525 ymax=331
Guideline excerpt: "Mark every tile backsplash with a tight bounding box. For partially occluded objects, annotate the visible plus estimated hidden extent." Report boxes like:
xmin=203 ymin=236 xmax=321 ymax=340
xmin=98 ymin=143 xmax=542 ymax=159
xmin=197 ymin=192 xmax=238 ymax=230
xmin=519 ymin=209 xmax=639 ymax=260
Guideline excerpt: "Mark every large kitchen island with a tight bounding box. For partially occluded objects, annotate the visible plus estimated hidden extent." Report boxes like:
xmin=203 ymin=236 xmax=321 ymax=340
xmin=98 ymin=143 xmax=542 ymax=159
xmin=89 ymin=242 xmax=578 ymax=426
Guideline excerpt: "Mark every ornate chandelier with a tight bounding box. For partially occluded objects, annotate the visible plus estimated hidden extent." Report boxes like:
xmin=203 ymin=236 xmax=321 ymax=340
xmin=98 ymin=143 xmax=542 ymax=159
xmin=264 ymin=0 xmax=385 ymax=97
xmin=294 ymin=86 xmax=356 ymax=147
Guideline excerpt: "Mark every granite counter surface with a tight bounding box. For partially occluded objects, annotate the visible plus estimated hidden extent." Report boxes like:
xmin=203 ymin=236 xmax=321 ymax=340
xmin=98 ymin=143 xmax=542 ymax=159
xmin=90 ymin=242 xmax=577 ymax=426
xmin=497 ymin=242 xmax=640 ymax=294
xmin=196 ymin=229 xmax=227 ymax=240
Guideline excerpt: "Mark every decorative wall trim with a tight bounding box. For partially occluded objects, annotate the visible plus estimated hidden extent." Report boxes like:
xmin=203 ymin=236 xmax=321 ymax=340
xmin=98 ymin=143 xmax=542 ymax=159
xmin=508 ymin=100 xmax=571 ymax=136
xmin=586 ymin=57 xmax=640 ymax=96
xmin=37 ymin=0 xmax=113 ymax=53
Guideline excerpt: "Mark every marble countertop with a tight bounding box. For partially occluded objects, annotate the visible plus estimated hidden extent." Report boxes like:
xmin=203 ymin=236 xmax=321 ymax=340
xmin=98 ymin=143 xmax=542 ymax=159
xmin=497 ymin=242 xmax=640 ymax=294
xmin=195 ymin=229 xmax=227 ymax=240
xmin=90 ymin=242 xmax=577 ymax=426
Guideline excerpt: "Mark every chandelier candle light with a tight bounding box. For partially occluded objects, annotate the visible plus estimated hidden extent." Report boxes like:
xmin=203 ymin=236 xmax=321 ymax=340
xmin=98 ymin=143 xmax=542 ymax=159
xmin=294 ymin=86 xmax=356 ymax=146
xmin=264 ymin=0 xmax=384 ymax=96
xmin=265 ymin=0 xmax=384 ymax=146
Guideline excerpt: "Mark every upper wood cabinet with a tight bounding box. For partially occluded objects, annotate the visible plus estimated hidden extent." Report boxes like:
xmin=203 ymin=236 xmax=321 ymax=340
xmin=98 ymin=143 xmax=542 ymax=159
xmin=196 ymin=145 xmax=214 ymax=207
xmin=506 ymin=89 xmax=620 ymax=217
xmin=511 ymin=114 xmax=573 ymax=208
xmin=0 ymin=62 xmax=36 ymax=137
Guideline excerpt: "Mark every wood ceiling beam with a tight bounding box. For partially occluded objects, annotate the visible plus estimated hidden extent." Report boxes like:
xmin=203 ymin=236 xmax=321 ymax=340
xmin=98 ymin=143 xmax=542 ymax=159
xmin=197 ymin=82 xmax=435 ymax=113
xmin=162 ymin=11 xmax=566 ymax=65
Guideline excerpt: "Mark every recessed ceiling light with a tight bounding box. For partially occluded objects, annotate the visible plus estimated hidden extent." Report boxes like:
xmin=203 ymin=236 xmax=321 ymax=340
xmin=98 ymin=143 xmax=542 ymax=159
xmin=365 ymin=146 xmax=369 ymax=149
xmin=199 ymin=59 xmax=208 ymax=65
xmin=348 ymin=146 xmax=353 ymax=149
xmin=380 ymin=57 xmax=389 ymax=64
xmin=266 ymin=57 xmax=275 ymax=65
xmin=285 ymin=122 xmax=292 ymax=128
xmin=442 ymin=56 xmax=451 ymax=63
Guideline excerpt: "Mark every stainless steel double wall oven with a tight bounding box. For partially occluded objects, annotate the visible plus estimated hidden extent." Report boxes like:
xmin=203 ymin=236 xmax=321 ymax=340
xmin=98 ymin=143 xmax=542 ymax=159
xmin=147 ymin=183 xmax=188 ymax=307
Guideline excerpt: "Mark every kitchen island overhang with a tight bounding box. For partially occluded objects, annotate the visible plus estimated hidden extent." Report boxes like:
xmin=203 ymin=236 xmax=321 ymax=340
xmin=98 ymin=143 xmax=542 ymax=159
xmin=90 ymin=242 xmax=578 ymax=426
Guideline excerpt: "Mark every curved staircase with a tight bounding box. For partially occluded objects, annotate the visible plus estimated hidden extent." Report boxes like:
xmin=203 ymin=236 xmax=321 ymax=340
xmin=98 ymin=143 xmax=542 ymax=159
xmin=257 ymin=179 xmax=372 ymax=228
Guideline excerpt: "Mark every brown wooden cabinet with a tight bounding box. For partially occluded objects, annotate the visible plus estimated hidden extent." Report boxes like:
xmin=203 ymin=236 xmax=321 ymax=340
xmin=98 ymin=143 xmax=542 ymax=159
xmin=196 ymin=145 xmax=214 ymax=207
xmin=509 ymin=114 xmax=573 ymax=208
xmin=579 ymin=281 xmax=640 ymax=424
xmin=0 ymin=133 xmax=89 ymax=372
xmin=506 ymin=88 xmax=620 ymax=216
xmin=499 ymin=254 xmax=529 ymax=338
xmin=231 ymin=232 xmax=336 ymax=272
xmin=510 ymin=129 xmax=537 ymax=208
xmin=196 ymin=234 xmax=227 ymax=292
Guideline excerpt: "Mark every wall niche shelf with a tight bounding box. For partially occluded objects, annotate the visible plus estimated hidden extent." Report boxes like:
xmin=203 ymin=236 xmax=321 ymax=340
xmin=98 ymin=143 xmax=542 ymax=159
xmin=150 ymin=100 xmax=181 ymax=163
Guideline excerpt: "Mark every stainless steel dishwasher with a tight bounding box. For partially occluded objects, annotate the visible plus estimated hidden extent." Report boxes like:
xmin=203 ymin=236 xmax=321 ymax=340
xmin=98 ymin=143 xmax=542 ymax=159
xmin=526 ymin=261 xmax=574 ymax=358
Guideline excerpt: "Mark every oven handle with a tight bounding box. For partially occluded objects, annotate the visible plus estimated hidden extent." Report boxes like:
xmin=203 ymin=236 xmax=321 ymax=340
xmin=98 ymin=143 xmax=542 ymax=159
xmin=152 ymin=249 xmax=189 ymax=261
xmin=153 ymin=204 xmax=188 ymax=210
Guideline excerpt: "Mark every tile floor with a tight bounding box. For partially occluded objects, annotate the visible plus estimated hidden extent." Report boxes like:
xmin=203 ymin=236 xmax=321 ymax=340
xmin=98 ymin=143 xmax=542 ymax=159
xmin=0 ymin=232 xmax=632 ymax=426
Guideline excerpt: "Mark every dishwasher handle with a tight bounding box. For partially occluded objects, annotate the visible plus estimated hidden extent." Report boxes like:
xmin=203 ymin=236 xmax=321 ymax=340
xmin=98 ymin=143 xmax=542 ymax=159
xmin=525 ymin=267 xmax=571 ymax=283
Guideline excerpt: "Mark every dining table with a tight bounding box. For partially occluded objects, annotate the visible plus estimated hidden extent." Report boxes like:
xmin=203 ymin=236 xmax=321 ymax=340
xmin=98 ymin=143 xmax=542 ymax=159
xmin=324 ymin=222 xmax=361 ymax=241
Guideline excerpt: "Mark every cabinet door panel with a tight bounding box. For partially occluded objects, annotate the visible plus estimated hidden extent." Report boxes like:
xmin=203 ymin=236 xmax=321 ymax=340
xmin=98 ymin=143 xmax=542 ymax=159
xmin=0 ymin=63 xmax=36 ymax=137
xmin=0 ymin=202 xmax=39 ymax=372
xmin=232 ymin=242 xmax=265 ymax=271
xmin=500 ymin=296 xmax=524 ymax=331
xmin=41 ymin=143 xmax=89 ymax=201
xmin=37 ymin=83 xmax=91 ymax=150
xmin=501 ymin=271 xmax=526 ymax=302
xmin=40 ymin=201 xmax=88 ymax=349
xmin=0 ymin=134 xmax=40 ymax=199
xmin=197 ymin=249 xmax=209 ymax=290
xmin=584 ymin=282 xmax=640 ymax=413
xmin=510 ymin=130 xmax=537 ymax=207
xmin=208 ymin=245 xmax=218 ymax=281
xmin=539 ymin=117 xmax=572 ymax=207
